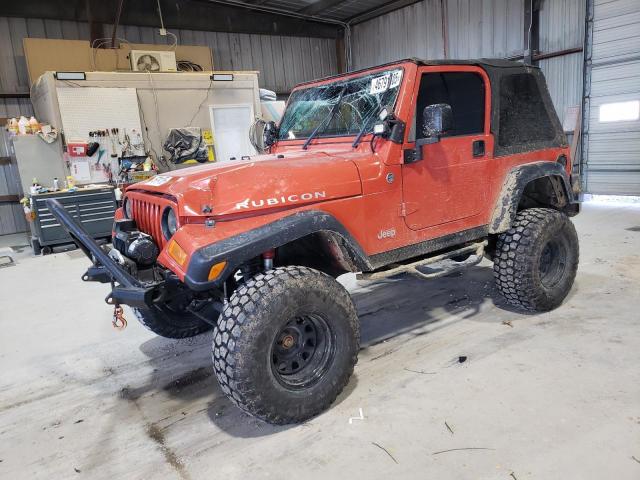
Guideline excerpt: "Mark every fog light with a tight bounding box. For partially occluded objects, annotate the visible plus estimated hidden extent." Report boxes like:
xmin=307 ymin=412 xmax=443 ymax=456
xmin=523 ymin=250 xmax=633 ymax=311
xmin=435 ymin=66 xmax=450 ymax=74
xmin=167 ymin=239 xmax=187 ymax=266
xmin=208 ymin=261 xmax=227 ymax=281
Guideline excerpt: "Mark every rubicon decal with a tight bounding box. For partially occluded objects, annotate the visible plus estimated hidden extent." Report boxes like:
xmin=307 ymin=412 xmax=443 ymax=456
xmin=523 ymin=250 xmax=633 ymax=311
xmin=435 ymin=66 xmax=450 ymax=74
xmin=236 ymin=191 xmax=327 ymax=209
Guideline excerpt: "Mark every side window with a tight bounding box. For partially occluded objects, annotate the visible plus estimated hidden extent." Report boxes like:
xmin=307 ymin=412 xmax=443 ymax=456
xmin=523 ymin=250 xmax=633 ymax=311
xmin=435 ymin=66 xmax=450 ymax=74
xmin=416 ymin=72 xmax=485 ymax=139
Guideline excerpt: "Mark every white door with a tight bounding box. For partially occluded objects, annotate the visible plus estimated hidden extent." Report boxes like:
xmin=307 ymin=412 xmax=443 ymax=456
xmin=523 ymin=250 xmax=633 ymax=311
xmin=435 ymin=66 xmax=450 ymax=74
xmin=209 ymin=104 xmax=256 ymax=162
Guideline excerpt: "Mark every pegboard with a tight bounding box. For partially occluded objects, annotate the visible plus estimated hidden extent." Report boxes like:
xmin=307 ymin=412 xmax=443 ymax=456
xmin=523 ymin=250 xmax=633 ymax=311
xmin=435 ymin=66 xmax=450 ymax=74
xmin=56 ymin=87 xmax=143 ymax=142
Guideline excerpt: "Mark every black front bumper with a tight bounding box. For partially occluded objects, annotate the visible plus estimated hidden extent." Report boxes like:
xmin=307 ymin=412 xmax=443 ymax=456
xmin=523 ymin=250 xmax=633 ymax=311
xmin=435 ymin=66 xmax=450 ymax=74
xmin=46 ymin=199 xmax=164 ymax=308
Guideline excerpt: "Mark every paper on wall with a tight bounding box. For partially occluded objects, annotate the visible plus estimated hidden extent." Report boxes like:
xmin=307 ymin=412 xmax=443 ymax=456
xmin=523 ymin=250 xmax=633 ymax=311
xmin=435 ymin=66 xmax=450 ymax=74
xmin=70 ymin=158 xmax=91 ymax=182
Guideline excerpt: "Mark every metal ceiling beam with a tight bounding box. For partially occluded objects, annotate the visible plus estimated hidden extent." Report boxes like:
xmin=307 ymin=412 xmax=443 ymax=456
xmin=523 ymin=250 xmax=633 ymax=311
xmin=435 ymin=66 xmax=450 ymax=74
xmin=0 ymin=0 xmax=342 ymax=38
xmin=346 ymin=0 xmax=424 ymax=25
xmin=298 ymin=0 xmax=348 ymax=15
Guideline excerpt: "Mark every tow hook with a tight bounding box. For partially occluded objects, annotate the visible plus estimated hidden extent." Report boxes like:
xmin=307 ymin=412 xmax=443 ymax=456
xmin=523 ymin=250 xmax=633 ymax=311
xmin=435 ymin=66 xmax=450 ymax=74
xmin=112 ymin=305 xmax=128 ymax=330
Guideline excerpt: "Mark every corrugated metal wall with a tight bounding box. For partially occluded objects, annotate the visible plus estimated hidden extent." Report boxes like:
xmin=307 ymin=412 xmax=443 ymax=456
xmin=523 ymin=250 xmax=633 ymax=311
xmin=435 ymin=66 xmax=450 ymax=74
xmin=538 ymin=0 xmax=585 ymax=125
xmin=584 ymin=0 xmax=640 ymax=195
xmin=351 ymin=0 xmax=586 ymax=129
xmin=351 ymin=0 xmax=444 ymax=69
xmin=351 ymin=0 xmax=524 ymax=69
xmin=0 ymin=16 xmax=338 ymax=117
xmin=0 ymin=134 xmax=28 ymax=236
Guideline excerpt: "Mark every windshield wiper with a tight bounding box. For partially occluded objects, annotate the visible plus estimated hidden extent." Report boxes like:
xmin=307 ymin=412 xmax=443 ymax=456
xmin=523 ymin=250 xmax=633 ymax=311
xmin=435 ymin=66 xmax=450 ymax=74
xmin=352 ymin=104 xmax=383 ymax=148
xmin=351 ymin=113 xmax=376 ymax=148
xmin=302 ymin=87 xmax=346 ymax=150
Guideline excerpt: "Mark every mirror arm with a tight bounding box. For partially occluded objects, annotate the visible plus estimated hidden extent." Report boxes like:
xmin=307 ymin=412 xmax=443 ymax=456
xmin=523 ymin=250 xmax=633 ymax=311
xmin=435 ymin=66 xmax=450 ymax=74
xmin=405 ymin=136 xmax=439 ymax=163
xmin=388 ymin=118 xmax=405 ymax=144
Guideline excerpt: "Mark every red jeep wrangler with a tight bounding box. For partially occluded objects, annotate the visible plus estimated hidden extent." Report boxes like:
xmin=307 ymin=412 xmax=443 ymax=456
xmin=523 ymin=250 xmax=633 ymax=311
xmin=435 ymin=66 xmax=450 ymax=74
xmin=50 ymin=59 xmax=580 ymax=424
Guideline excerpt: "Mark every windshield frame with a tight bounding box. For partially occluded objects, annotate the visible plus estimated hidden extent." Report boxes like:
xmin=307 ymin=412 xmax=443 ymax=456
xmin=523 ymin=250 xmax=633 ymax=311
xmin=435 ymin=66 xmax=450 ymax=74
xmin=277 ymin=65 xmax=406 ymax=143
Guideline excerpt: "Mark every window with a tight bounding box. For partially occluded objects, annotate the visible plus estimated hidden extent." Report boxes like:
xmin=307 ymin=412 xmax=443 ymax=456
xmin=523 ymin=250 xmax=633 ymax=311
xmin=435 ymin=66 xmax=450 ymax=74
xmin=599 ymin=100 xmax=640 ymax=122
xmin=415 ymin=72 xmax=485 ymax=139
xmin=498 ymin=73 xmax=555 ymax=147
xmin=278 ymin=69 xmax=403 ymax=140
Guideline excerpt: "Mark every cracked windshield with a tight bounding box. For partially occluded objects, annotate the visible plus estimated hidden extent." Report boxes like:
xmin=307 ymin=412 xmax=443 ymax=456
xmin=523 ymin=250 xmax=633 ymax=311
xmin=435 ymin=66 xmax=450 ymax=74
xmin=278 ymin=68 xmax=404 ymax=141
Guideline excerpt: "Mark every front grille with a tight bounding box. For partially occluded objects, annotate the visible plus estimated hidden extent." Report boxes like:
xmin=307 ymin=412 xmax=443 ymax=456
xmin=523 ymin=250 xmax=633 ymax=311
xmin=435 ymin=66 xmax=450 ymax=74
xmin=127 ymin=192 xmax=171 ymax=248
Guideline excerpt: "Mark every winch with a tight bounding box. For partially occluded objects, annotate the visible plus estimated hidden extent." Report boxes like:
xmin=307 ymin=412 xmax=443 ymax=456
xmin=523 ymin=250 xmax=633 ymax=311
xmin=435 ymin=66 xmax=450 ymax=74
xmin=112 ymin=219 xmax=159 ymax=267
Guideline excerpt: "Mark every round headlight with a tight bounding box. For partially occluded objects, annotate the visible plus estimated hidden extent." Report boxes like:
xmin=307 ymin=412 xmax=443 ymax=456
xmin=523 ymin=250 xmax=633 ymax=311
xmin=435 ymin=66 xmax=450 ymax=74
xmin=124 ymin=197 xmax=133 ymax=218
xmin=162 ymin=207 xmax=179 ymax=239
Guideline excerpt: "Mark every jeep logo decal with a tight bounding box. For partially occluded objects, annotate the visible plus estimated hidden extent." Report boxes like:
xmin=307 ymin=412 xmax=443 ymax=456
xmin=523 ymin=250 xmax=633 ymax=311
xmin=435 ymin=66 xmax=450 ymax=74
xmin=377 ymin=228 xmax=396 ymax=240
xmin=236 ymin=191 xmax=327 ymax=209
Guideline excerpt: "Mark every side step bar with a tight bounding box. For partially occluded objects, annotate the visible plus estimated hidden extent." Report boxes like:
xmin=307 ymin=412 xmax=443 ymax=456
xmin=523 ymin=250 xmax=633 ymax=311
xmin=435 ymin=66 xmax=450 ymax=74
xmin=357 ymin=241 xmax=487 ymax=281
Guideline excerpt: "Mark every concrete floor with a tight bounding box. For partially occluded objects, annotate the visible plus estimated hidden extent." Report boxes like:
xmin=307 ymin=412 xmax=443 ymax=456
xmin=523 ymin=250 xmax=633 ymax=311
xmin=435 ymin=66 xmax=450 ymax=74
xmin=0 ymin=201 xmax=639 ymax=480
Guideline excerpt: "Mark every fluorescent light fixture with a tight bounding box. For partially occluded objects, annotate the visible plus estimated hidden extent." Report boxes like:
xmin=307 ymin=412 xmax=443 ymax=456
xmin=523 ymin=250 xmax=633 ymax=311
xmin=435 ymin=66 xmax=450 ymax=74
xmin=599 ymin=100 xmax=640 ymax=122
xmin=54 ymin=72 xmax=86 ymax=81
xmin=211 ymin=73 xmax=234 ymax=81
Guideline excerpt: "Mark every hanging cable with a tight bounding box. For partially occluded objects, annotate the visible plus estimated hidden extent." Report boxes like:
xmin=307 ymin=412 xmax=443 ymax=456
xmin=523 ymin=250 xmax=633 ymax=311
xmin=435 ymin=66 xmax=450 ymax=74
xmin=155 ymin=0 xmax=178 ymax=50
xmin=111 ymin=0 xmax=125 ymax=48
xmin=156 ymin=0 xmax=165 ymax=32
xmin=187 ymin=78 xmax=213 ymax=127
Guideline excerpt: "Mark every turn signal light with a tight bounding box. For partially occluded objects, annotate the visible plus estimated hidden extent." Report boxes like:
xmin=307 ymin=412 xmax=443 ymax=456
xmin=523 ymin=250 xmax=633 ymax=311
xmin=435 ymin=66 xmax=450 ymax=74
xmin=167 ymin=239 xmax=187 ymax=266
xmin=208 ymin=261 xmax=227 ymax=281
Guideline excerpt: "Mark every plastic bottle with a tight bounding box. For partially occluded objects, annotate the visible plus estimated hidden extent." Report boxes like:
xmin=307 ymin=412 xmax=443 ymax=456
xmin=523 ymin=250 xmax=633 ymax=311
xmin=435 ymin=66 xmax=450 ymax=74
xmin=30 ymin=177 xmax=39 ymax=195
xmin=29 ymin=116 xmax=40 ymax=134
xmin=18 ymin=116 xmax=29 ymax=135
xmin=7 ymin=118 xmax=19 ymax=135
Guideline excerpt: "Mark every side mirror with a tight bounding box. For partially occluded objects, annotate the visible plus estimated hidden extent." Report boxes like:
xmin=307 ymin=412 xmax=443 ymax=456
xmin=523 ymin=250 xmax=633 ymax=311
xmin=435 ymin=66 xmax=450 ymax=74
xmin=422 ymin=103 xmax=453 ymax=138
xmin=262 ymin=121 xmax=278 ymax=149
xmin=405 ymin=103 xmax=453 ymax=164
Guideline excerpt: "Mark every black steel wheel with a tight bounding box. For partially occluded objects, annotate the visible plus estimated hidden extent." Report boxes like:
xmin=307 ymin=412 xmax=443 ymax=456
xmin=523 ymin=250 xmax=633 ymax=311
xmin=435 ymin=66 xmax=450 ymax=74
xmin=538 ymin=237 xmax=569 ymax=289
xmin=212 ymin=266 xmax=359 ymax=424
xmin=271 ymin=314 xmax=336 ymax=389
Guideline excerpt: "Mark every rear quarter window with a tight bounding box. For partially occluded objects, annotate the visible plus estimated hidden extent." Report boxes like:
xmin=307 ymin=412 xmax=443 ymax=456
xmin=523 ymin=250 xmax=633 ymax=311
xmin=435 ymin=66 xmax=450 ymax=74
xmin=498 ymin=73 xmax=556 ymax=148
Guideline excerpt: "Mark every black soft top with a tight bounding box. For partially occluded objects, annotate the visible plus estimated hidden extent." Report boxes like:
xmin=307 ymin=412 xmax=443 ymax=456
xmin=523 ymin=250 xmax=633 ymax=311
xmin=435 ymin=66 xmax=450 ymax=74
xmin=412 ymin=58 xmax=528 ymax=69
xmin=414 ymin=58 xmax=566 ymax=156
xmin=298 ymin=58 xmax=567 ymax=157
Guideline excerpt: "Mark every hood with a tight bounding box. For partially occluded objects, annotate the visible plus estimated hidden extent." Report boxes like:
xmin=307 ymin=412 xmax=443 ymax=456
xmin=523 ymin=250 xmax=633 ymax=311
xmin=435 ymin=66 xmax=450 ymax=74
xmin=129 ymin=151 xmax=363 ymax=217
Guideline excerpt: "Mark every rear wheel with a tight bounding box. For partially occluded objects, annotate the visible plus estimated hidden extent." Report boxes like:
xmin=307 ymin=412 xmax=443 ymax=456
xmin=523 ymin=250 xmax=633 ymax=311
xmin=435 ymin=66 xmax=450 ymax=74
xmin=493 ymin=208 xmax=579 ymax=311
xmin=212 ymin=266 xmax=359 ymax=424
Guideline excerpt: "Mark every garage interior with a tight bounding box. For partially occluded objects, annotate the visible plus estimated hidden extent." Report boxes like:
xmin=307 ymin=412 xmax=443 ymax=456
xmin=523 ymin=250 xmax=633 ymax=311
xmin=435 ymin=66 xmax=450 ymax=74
xmin=0 ymin=0 xmax=639 ymax=479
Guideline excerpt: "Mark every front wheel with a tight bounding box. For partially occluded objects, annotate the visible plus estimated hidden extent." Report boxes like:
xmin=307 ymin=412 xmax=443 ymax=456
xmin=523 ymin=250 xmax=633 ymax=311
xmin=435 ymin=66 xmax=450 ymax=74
xmin=133 ymin=303 xmax=214 ymax=339
xmin=212 ymin=266 xmax=359 ymax=424
xmin=493 ymin=208 xmax=579 ymax=312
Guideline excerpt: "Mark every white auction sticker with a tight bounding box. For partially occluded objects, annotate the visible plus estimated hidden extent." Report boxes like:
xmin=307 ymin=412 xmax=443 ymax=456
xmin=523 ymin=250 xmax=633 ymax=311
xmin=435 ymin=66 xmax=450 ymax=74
xmin=389 ymin=69 xmax=403 ymax=88
xmin=370 ymin=74 xmax=391 ymax=95
xmin=145 ymin=175 xmax=172 ymax=186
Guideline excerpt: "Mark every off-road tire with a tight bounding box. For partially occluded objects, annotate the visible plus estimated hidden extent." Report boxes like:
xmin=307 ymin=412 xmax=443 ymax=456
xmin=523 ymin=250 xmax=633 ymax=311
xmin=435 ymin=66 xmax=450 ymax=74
xmin=133 ymin=305 xmax=214 ymax=339
xmin=212 ymin=266 xmax=359 ymax=424
xmin=494 ymin=208 xmax=579 ymax=312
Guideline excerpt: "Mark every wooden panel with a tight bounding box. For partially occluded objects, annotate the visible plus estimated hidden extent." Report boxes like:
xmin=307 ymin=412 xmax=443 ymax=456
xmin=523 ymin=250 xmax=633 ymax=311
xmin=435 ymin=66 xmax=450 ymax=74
xmin=24 ymin=38 xmax=91 ymax=84
xmin=24 ymin=38 xmax=213 ymax=85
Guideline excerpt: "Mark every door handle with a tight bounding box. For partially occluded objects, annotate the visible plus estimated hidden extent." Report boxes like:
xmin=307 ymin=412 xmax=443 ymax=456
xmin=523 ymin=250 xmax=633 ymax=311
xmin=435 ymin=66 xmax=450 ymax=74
xmin=472 ymin=140 xmax=485 ymax=157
